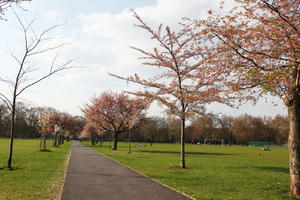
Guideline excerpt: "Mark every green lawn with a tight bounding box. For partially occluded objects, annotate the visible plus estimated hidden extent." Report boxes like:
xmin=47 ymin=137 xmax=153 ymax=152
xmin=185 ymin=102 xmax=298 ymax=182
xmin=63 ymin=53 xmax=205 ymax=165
xmin=0 ymin=139 xmax=72 ymax=200
xmin=82 ymin=141 xmax=297 ymax=200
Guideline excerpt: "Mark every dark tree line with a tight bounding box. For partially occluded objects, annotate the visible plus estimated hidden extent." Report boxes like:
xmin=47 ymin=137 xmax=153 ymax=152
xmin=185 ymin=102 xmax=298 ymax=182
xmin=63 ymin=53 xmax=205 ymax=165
xmin=86 ymin=114 xmax=288 ymax=146
xmin=189 ymin=114 xmax=288 ymax=145
xmin=0 ymin=103 xmax=51 ymax=138
xmin=0 ymin=102 xmax=84 ymax=139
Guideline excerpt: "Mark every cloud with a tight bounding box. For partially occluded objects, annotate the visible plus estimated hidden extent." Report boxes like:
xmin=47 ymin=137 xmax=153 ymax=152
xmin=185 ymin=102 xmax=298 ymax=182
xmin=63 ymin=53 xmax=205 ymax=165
xmin=206 ymin=96 xmax=287 ymax=117
xmin=6 ymin=0 xmax=286 ymax=117
xmin=75 ymin=0 xmax=221 ymax=83
xmin=79 ymin=0 xmax=219 ymax=43
xmin=43 ymin=10 xmax=60 ymax=22
xmin=42 ymin=10 xmax=69 ymax=25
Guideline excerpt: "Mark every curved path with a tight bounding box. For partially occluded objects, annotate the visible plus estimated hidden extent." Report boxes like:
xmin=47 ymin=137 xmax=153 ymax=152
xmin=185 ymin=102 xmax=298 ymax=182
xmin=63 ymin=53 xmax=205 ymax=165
xmin=61 ymin=141 xmax=192 ymax=200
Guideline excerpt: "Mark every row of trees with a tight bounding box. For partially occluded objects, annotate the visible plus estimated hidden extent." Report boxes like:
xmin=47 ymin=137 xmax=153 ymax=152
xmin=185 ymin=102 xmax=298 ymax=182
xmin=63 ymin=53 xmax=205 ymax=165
xmin=0 ymin=102 xmax=84 ymax=140
xmin=6 ymin=100 xmax=284 ymax=148
xmin=1 ymin=0 xmax=299 ymax=196
xmin=0 ymin=103 xmax=54 ymax=138
xmin=108 ymin=0 xmax=299 ymax=195
xmin=38 ymin=111 xmax=85 ymax=151
xmin=83 ymin=114 xmax=289 ymax=146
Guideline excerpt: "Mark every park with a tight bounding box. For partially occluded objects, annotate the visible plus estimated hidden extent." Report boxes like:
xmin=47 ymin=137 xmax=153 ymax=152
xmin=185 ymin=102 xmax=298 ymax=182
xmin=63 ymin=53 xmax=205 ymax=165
xmin=0 ymin=138 xmax=294 ymax=200
xmin=0 ymin=0 xmax=299 ymax=200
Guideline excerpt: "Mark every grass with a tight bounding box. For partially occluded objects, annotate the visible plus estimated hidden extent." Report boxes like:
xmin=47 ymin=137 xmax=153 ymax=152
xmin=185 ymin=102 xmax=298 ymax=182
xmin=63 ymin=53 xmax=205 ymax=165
xmin=0 ymin=138 xmax=72 ymax=200
xmin=82 ymin=141 xmax=297 ymax=200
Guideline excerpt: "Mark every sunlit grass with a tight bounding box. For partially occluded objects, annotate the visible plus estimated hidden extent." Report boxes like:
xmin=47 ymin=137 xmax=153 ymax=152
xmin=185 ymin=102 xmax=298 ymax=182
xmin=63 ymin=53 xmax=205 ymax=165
xmin=0 ymin=139 xmax=72 ymax=200
xmin=82 ymin=141 xmax=297 ymax=200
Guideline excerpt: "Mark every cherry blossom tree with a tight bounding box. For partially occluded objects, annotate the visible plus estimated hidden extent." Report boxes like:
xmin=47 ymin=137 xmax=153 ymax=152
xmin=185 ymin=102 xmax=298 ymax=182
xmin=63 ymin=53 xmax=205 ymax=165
xmin=110 ymin=12 xmax=230 ymax=168
xmin=192 ymin=0 xmax=299 ymax=195
xmin=81 ymin=123 xmax=98 ymax=146
xmin=82 ymin=91 xmax=149 ymax=150
xmin=39 ymin=112 xmax=60 ymax=148
xmin=72 ymin=116 xmax=86 ymax=140
xmin=38 ymin=112 xmax=53 ymax=151
xmin=58 ymin=113 xmax=79 ymax=144
xmin=0 ymin=0 xmax=30 ymax=20
xmin=39 ymin=112 xmax=79 ymax=149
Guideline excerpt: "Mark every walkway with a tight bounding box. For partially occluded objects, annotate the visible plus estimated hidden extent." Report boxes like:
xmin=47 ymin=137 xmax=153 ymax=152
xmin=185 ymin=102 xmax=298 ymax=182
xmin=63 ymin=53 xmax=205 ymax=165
xmin=61 ymin=141 xmax=192 ymax=200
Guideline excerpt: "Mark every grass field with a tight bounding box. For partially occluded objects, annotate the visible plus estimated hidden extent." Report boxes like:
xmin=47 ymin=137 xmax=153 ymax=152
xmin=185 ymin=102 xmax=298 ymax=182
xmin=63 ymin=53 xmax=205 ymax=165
xmin=82 ymin=141 xmax=297 ymax=200
xmin=0 ymin=139 xmax=72 ymax=200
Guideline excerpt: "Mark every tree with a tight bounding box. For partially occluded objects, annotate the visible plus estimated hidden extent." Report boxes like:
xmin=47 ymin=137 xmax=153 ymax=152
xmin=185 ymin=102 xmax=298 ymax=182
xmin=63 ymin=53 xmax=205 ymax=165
xmin=0 ymin=0 xmax=30 ymax=20
xmin=39 ymin=112 xmax=78 ymax=149
xmin=82 ymin=123 xmax=98 ymax=146
xmin=190 ymin=114 xmax=218 ymax=143
xmin=193 ymin=0 xmax=299 ymax=195
xmin=232 ymin=114 xmax=274 ymax=145
xmin=0 ymin=103 xmax=9 ymax=136
xmin=232 ymin=115 xmax=257 ymax=145
xmin=219 ymin=115 xmax=234 ymax=145
xmin=56 ymin=113 xmax=79 ymax=144
xmin=110 ymin=12 xmax=230 ymax=168
xmin=270 ymin=115 xmax=289 ymax=145
xmin=71 ymin=116 xmax=86 ymax=140
xmin=82 ymin=91 xmax=149 ymax=150
xmin=38 ymin=112 xmax=54 ymax=151
xmin=167 ymin=116 xmax=181 ymax=144
xmin=0 ymin=13 xmax=74 ymax=169
xmin=141 ymin=117 xmax=164 ymax=146
xmin=25 ymin=106 xmax=44 ymax=138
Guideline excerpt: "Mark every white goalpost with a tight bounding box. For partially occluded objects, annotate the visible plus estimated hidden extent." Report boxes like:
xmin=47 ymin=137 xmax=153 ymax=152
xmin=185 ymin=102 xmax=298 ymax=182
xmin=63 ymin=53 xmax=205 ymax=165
xmin=203 ymin=139 xmax=225 ymax=147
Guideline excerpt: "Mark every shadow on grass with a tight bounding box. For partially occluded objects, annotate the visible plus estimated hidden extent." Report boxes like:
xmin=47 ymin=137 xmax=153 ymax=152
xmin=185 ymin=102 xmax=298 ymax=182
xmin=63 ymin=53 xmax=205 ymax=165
xmin=39 ymin=149 xmax=52 ymax=152
xmin=0 ymin=166 xmax=22 ymax=171
xmin=169 ymin=166 xmax=194 ymax=170
xmin=135 ymin=150 xmax=234 ymax=156
xmin=255 ymin=166 xmax=289 ymax=174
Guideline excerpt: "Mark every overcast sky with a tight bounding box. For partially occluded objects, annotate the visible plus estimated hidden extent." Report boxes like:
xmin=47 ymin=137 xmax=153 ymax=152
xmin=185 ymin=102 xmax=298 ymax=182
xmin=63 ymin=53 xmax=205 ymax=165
xmin=0 ymin=0 xmax=287 ymax=117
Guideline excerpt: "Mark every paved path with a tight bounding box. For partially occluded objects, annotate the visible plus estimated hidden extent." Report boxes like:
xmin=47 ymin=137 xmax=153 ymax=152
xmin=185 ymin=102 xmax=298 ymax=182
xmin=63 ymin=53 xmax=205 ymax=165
xmin=61 ymin=141 xmax=192 ymax=200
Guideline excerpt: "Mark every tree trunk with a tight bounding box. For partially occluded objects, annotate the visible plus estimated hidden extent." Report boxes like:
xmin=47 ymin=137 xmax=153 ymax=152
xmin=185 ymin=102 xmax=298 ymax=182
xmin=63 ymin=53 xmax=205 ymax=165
xmin=180 ymin=116 xmax=186 ymax=168
xmin=112 ymin=132 xmax=119 ymax=150
xmin=288 ymin=94 xmax=300 ymax=196
xmin=151 ymin=135 xmax=154 ymax=147
xmin=91 ymin=136 xmax=95 ymax=146
xmin=43 ymin=134 xmax=46 ymax=151
xmin=58 ymin=134 xmax=61 ymax=145
xmin=53 ymin=133 xmax=58 ymax=147
xmin=7 ymin=99 xmax=16 ymax=169
xmin=109 ymin=132 xmax=112 ymax=149
xmin=40 ymin=133 xmax=43 ymax=151
xmin=128 ymin=129 xmax=131 ymax=153
xmin=229 ymin=133 xmax=232 ymax=146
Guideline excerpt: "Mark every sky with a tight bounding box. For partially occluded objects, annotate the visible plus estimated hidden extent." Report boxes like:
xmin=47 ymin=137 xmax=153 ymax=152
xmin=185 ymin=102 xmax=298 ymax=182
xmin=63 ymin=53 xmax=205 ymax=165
xmin=0 ymin=0 xmax=287 ymax=118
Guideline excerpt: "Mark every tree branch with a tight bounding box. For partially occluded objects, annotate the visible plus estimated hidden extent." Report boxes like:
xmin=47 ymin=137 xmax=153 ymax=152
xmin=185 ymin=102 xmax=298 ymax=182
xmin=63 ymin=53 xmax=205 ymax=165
xmin=16 ymin=60 xmax=74 ymax=97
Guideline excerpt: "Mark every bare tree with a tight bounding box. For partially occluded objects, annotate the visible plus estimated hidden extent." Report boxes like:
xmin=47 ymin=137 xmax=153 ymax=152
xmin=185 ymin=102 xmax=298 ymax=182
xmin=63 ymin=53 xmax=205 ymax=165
xmin=0 ymin=12 xmax=74 ymax=169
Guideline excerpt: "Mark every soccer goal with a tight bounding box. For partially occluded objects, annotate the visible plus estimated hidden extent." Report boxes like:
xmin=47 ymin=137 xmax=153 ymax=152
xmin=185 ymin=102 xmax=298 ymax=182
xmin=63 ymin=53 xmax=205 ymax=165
xmin=203 ymin=139 xmax=225 ymax=147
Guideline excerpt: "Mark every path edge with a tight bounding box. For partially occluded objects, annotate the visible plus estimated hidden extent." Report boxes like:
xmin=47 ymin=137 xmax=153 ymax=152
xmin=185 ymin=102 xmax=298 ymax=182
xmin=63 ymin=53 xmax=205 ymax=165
xmin=58 ymin=141 xmax=73 ymax=200
xmin=86 ymin=144 xmax=196 ymax=200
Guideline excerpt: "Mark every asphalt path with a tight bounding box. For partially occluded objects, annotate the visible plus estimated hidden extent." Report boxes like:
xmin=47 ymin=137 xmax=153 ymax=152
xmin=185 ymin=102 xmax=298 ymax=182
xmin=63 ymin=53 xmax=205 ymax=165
xmin=61 ymin=141 xmax=192 ymax=200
